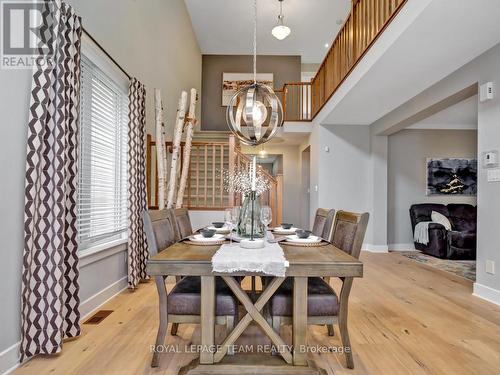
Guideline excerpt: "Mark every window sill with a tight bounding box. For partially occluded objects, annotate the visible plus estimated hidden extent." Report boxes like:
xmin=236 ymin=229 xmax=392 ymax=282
xmin=79 ymin=237 xmax=128 ymax=267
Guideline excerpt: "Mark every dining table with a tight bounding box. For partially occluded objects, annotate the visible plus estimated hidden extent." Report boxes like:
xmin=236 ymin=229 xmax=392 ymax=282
xmin=146 ymin=238 xmax=363 ymax=375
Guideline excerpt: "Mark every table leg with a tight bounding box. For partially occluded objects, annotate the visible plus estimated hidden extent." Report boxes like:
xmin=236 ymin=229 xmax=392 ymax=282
xmin=200 ymin=276 xmax=215 ymax=364
xmin=152 ymin=276 xmax=168 ymax=367
xmin=293 ymin=277 xmax=308 ymax=366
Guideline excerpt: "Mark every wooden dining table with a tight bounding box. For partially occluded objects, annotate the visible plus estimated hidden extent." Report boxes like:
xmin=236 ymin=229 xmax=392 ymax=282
xmin=146 ymin=240 xmax=363 ymax=375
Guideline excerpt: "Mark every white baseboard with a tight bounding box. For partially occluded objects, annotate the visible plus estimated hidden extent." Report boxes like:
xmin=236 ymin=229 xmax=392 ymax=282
xmin=388 ymin=243 xmax=415 ymax=251
xmin=0 ymin=342 xmax=20 ymax=375
xmin=80 ymin=276 xmax=129 ymax=319
xmin=473 ymin=283 xmax=500 ymax=306
xmin=0 ymin=273 xmax=128 ymax=375
xmin=362 ymin=244 xmax=389 ymax=253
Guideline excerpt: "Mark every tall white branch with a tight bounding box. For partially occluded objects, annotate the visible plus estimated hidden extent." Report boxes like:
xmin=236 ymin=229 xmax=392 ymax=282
xmin=154 ymin=88 xmax=167 ymax=209
xmin=166 ymin=91 xmax=188 ymax=209
xmin=176 ymin=88 xmax=197 ymax=208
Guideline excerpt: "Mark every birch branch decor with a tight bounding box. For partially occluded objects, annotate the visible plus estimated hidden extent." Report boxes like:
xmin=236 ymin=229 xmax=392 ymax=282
xmin=176 ymin=88 xmax=198 ymax=208
xmin=166 ymin=90 xmax=188 ymax=209
xmin=154 ymin=89 xmax=167 ymax=209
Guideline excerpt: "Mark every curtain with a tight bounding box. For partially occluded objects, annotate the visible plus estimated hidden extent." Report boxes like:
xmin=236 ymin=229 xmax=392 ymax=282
xmin=127 ymin=78 xmax=148 ymax=288
xmin=21 ymin=0 xmax=82 ymax=361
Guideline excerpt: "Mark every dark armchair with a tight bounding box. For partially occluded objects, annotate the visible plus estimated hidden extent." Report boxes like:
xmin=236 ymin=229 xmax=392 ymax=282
xmin=409 ymin=203 xmax=476 ymax=260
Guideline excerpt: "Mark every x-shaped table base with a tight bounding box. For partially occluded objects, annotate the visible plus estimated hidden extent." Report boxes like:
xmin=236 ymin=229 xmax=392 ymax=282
xmin=214 ymin=276 xmax=293 ymax=364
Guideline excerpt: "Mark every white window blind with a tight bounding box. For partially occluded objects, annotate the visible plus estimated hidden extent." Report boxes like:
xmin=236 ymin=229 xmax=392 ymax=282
xmin=78 ymin=54 xmax=129 ymax=250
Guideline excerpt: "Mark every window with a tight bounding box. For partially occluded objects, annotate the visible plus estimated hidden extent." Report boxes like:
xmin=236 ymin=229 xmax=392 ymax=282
xmin=78 ymin=53 xmax=129 ymax=250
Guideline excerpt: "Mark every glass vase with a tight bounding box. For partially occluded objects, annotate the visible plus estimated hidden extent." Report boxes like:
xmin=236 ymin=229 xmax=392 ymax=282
xmin=237 ymin=193 xmax=265 ymax=238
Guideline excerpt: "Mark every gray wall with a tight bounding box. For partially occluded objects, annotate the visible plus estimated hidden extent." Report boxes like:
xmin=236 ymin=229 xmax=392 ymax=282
xmin=372 ymin=42 xmax=500 ymax=297
xmin=388 ymin=129 xmax=478 ymax=245
xmin=0 ymin=0 xmax=201 ymax=367
xmin=201 ymin=55 xmax=301 ymax=131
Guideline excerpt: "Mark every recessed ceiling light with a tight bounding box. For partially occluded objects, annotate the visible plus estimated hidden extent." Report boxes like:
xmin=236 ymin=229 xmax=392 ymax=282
xmin=324 ymin=43 xmax=329 ymax=48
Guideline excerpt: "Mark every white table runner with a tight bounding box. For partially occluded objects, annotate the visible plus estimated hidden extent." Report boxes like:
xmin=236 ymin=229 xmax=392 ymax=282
xmin=211 ymin=242 xmax=289 ymax=277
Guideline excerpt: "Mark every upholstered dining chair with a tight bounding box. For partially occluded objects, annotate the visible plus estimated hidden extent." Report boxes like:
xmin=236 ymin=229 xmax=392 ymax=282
xmin=142 ymin=210 xmax=238 ymax=367
xmin=311 ymin=208 xmax=336 ymax=242
xmin=268 ymin=210 xmax=369 ymax=369
xmin=171 ymin=207 xmax=194 ymax=239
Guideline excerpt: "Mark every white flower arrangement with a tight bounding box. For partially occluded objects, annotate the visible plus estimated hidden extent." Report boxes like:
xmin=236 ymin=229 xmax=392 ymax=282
xmin=221 ymin=169 xmax=270 ymax=196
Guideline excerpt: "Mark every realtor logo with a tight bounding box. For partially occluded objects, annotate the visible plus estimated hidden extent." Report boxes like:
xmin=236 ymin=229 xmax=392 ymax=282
xmin=1 ymin=1 xmax=55 ymax=69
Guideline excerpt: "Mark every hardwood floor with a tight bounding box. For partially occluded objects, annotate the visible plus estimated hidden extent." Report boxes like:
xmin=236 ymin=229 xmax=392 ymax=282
xmin=14 ymin=253 xmax=500 ymax=375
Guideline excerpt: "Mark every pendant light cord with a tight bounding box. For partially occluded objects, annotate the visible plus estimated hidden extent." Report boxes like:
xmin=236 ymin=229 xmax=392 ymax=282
xmin=253 ymin=0 xmax=257 ymax=84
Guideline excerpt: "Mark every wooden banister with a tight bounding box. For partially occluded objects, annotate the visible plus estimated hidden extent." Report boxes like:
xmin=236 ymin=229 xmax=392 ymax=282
xmin=280 ymin=0 xmax=407 ymax=122
xmin=146 ymin=134 xmax=283 ymax=226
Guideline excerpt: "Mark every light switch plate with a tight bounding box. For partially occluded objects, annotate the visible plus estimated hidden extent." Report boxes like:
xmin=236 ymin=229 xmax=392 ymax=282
xmin=487 ymin=169 xmax=500 ymax=182
xmin=486 ymin=260 xmax=495 ymax=275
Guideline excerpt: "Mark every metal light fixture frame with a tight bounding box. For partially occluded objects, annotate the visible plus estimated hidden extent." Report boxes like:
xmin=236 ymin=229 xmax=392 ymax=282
xmin=226 ymin=0 xmax=284 ymax=147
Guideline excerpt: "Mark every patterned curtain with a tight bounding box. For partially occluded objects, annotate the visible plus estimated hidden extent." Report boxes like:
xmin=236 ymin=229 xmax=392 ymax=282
xmin=127 ymin=79 xmax=148 ymax=288
xmin=21 ymin=0 xmax=82 ymax=361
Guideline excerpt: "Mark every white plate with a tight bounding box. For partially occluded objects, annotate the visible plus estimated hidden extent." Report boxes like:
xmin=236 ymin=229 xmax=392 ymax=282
xmin=190 ymin=234 xmax=225 ymax=242
xmin=273 ymin=227 xmax=298 ymax=234
xmin=207 ymin=225 xmax=231 ymax=233
xmin=285 ymin=235 xmax=322 ymax=244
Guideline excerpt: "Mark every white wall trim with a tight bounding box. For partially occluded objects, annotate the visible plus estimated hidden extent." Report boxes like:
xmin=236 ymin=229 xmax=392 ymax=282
xmin=79 ymin=240 xmax=127 ymax=267
xmin=80 ymin=276 xmax=129 ymax=319
xmin=0 ymin=341 xmax=20 ymax=375
xmin=473 ymin=283 xmax=500 ymax=306
xmin=362 ymin=244 xmax=389 ymax=253
xmin=388 ymin=243 xmax=416 ymax=251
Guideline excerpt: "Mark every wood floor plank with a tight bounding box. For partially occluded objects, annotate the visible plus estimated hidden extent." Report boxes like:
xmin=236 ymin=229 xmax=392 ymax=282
xmin=14 ymin=253 xmax=500 ymax=375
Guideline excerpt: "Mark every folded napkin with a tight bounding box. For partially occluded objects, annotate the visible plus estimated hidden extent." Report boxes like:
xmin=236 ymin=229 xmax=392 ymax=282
xmin=211 ymin=242 xmax=289 ymax=277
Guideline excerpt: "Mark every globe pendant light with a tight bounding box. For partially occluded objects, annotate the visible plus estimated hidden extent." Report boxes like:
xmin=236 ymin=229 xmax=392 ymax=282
xmin=226 ymin=0 xmax=284 ymax=146
xmin=272 ymin=0 xmax=291 ymax=40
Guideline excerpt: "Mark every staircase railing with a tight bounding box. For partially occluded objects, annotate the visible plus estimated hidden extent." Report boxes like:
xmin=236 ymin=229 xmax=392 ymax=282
xmin=146 ymin=134 xmax=283 ymax=226
xmin=280 ymin=0 xmax=407 ymax=120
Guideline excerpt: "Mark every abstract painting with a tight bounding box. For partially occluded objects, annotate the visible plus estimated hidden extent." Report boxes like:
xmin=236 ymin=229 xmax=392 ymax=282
xmin=222 ymin=72 xmax=273 ymax=106
xmin=426 ymin=158 xmax=477 ymax=196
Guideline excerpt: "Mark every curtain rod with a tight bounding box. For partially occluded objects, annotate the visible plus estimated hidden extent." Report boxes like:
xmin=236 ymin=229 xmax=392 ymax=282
xmin=82 ymin=27 xmax=132 ymax=80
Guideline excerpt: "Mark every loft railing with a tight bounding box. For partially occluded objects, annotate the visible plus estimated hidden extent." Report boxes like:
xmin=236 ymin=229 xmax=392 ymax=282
xmin=281 ymin=0 xmax=407 ymax=121
xmin=281 ymin=82 xmax=312 ymax=121
xmin=146 ymin=135 xmax=283 ymax=226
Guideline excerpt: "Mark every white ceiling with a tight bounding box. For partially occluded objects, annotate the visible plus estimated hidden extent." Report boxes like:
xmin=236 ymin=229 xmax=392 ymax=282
xmin=408 ymin=95 xmax=478 ymax=130
xmin=184 ymin=0 xmax=351 ymax=63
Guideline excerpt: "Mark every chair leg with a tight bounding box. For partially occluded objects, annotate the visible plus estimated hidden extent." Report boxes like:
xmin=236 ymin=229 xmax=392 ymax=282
xmin=271 ymin=316 xmax=281 ymax=356
xmin=226 ymin=316 xmax=235 ymax=355
xmin=170 ymin=323 xmax=179 ymax=336
xmin=327 ymin=324 xmax=335 ymax=336
xmin=152 ymin=276 xmax=168 ymax=367
xmin=272 ymin=316 xmax=281 ymax=333
xmin=339 ymin=278 xmax=354 ymax=369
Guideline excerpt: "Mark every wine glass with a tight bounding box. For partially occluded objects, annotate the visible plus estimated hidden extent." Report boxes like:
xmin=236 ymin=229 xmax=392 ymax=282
xmin=260 ymin=206 xmax=272 ymax=242
xmin=226 ymin=206 xmax=240 ymax=246
xmin=224 ymin=208 xmax=233 ymax=245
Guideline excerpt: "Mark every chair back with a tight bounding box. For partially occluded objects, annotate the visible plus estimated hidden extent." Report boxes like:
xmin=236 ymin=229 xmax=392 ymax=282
xmin=311 ymin=208 xmax=336 ymax=241
xmin=172 ymin=208 xmax=193 ymax=240
xmin=331 ymin=211 xmax=369 ymax=259
xmin=141 ymin=210 xmax=178 ymax=256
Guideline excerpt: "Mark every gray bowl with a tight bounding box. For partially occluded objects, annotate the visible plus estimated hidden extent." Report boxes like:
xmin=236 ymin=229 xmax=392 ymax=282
xmin=212 ymin=222 xmax=225 ymax=228
xmin=281 ymin=223 xmax=293 ymax=230
xmin=200 ymin=229 xmax=216 ymax=238
xmin=295 ymin=229 xmax=312 ymax=239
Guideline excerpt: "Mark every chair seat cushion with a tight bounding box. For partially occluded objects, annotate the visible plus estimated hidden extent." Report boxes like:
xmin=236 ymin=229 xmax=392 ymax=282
xmin=269 ymin=277 xmax=339 ymax=317
xmin=167 ymin=276 xmax=237 ymax=316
